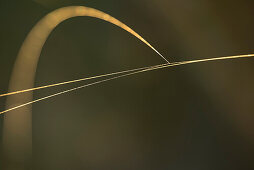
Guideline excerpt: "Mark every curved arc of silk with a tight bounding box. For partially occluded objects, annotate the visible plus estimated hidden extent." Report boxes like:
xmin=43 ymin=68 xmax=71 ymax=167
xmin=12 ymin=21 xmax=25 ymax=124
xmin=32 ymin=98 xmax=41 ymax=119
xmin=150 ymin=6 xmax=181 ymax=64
xmin=3 ymin=6 xmax=168 ymax=166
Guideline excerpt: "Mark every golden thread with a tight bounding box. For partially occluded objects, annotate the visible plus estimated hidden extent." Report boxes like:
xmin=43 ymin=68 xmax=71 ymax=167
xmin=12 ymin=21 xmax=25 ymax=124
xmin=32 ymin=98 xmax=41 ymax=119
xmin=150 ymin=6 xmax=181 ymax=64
xmin=1 ymin=53 xmax=253 ymax=115
xmin=1 ymin=54 xmax=252 ymax=98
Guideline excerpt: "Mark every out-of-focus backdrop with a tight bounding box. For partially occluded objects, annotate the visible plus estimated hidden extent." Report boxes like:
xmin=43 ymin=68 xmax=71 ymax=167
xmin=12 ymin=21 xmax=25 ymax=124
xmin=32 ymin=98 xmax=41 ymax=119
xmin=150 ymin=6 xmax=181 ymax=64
xmin=1 ymin=0 xmax=254 ymax=169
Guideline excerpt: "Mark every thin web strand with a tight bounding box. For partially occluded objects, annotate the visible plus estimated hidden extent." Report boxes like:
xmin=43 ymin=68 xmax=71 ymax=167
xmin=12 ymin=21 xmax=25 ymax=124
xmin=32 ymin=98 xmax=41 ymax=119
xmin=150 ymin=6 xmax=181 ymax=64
xmin=1 ymin=53 xmax=253 ymax=98
xmin=1 ymin=53 xmax=254 ymax=115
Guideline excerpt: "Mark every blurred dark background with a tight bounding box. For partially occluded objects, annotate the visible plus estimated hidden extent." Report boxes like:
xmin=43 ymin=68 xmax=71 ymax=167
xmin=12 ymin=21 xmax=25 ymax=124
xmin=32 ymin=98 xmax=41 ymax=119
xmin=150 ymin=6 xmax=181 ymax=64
xmin=1 ymin=0 xmax=254 ymax=169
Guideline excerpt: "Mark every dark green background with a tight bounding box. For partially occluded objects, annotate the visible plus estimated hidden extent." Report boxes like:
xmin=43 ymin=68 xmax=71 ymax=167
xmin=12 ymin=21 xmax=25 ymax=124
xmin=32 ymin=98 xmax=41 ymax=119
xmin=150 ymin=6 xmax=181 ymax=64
xmin=1 ymin=0 xmax=254 ymax=169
